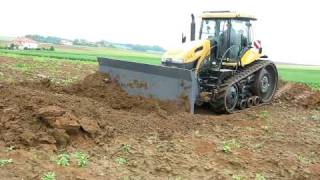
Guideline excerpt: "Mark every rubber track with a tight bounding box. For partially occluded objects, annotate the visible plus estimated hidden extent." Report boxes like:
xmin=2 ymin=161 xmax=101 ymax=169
xmin=211 ymin=60 xmax=274 ymax=113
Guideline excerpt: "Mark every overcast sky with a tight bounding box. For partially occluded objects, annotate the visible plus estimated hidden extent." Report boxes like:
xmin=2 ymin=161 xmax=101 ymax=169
xmin=1 ymin=0 xmax=319 ymax=65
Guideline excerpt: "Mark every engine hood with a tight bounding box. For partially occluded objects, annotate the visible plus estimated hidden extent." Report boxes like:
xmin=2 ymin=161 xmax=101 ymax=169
xmin=162 ymin=40 xmax=210 ymax=64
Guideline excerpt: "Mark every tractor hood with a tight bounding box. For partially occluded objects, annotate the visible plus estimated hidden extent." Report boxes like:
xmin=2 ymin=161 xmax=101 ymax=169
xmin=162 ymin=40 xmax=210 ymax=64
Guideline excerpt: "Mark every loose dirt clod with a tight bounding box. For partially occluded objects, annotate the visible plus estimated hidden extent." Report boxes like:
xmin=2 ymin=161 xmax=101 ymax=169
xmin=78 ymin=117 xmax=100 ymax=136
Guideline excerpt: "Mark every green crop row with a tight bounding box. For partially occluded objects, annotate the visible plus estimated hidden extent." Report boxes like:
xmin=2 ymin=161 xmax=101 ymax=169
xmin=0 ymin=48 xmax=161 ymax=65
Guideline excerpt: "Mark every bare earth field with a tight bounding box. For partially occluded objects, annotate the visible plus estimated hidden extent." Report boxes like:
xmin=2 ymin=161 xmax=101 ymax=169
xmin=0 ymin=56 xmax=320 ymax=180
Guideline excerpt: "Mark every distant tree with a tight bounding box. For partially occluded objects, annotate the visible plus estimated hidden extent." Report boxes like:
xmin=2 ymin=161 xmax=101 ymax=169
xmin=25 ymin=34 xmax=63 ymax=44
xmin=108 ymin=44 xmax=116 ymax=48
xmin=151 ymin=45 xmax=165 ymax=52
xmin=123 ymin=44 xmax=165 ymax=52
xmin=24 ymin=34 xmax=166 ymax=52
xmin=73 ymin=39 xmax=96 ymax=47
xmin=96 ymin=40 xmax=110 ymax=47
xmin=49 ymin=46 xmax=55 ymax=51
xmin=9 ymin=43 xmax=15 ymax=50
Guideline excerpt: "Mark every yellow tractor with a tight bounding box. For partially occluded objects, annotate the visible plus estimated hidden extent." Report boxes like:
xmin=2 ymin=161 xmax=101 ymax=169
xmin=98 ymin=11 xmax=278 ymax=113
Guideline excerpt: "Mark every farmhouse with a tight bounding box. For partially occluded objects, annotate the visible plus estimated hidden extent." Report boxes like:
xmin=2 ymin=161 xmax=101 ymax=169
xmin=10 ymin=37 xmax=38 ymax=50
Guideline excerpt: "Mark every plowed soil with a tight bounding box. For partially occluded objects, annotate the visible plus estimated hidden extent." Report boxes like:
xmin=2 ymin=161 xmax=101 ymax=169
xmin=0 ymin=56 xmax=320 ymax=179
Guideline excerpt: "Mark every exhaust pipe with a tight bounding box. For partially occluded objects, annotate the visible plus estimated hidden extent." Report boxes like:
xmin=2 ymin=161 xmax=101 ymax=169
xmin=190 ymin=14 xmax=196 ymax=41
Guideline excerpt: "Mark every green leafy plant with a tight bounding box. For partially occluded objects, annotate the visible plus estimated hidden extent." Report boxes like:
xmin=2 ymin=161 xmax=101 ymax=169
xmin=222 ymin=139 xmax=240 ymax=153
xmin=56 ymin=153 xmax=70 ymax=166
xmin=232 ymin=175 xmax=243 ymax=180
xmin=0 ymin=159 xmax=13 ymax=167
xmin=121 ymin=144 xmax=131 ymax=152
xmin=41 ymin=172 xmax=56 ymax=180
xmin=115 ymin=157 xmax=127 ymax=165
xmin=255 ymin=173 xmax=266 ymax=180
xmin=73 ymin=151 xmax=89 ymax=167
xmin=223 ymin=143 xmax=232 ymax=153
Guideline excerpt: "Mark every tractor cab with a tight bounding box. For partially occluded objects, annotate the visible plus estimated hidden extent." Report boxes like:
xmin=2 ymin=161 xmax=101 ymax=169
xmin=198 ymin=11 xmax=257 ymax=68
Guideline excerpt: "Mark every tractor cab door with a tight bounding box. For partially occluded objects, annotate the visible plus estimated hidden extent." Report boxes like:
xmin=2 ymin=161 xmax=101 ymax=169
xmin=220 ymin=20 xmax=251 ymax=64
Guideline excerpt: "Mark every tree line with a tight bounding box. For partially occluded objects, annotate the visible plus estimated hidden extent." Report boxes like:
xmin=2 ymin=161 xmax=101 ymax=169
xmin=25 ymin=35 xmax=165 ymax=52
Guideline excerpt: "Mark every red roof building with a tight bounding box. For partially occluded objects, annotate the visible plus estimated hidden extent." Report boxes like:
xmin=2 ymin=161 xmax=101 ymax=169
xmin=11 ymin=37 xmax=38 ymax=49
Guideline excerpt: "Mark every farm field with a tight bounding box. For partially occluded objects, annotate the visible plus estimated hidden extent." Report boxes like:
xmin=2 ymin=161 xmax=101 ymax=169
xmin=0 ymin=45 xmax=319 ymax=89
xmin=0 ymin=51 xmax=320 ymax=179
xmin=276 ymin=65 xmax=320 ymax=89
xmin=0 ymin=46 xmax=161 ymax=65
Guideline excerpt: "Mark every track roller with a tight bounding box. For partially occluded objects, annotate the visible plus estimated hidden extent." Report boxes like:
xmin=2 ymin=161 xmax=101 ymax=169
xmin=238 ymin=99 xmax=247 ymax=110
xmin=247 ymin=97 xmax=254 ymax=108
xmin=252 ymin=96 xmax=260 ymax=106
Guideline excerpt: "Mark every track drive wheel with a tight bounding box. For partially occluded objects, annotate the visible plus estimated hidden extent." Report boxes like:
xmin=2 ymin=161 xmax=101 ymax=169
xmin=253 ymin=64 xmax=278 ymax=103
xmin=211 ymin=84 xmax=239 ymax=113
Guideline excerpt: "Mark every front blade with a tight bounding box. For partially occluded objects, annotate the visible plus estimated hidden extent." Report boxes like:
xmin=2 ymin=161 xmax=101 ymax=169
xmin=98 ymin=57 xmax=199 ymax=113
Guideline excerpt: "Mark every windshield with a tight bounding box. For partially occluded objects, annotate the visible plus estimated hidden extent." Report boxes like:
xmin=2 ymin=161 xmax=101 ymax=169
xmin=200 ymin=19 xmax=229 ymax=42
xmin=200 ymin=19 xmax=251 ymax=61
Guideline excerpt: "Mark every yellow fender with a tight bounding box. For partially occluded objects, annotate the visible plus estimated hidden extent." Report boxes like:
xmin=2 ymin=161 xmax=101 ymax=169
xmin=240 ymin=48 xmax=261 ymax=66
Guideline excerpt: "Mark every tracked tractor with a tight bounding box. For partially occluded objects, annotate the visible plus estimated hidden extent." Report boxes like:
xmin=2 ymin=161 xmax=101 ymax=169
xmin=98 ymin=11 xmax=278 ymax=113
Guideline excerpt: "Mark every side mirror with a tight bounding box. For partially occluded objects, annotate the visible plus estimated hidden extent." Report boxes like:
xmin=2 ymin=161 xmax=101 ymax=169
xmin=182 ymin=33 xmax=186 ymax=43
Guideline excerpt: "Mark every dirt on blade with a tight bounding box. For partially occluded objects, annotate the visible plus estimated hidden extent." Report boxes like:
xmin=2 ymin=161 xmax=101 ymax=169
xmin=60 ymin=72 xmax=184 ymax=115
xmin=0 ymin=56 xmax=319 ymax=179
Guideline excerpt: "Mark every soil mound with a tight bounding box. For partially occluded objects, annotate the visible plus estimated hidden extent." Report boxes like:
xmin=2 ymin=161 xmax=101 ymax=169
xmin=277 ymin=83 xmax=320 ymax=109
xmin=0 ymin=73 xmax=188 ymax=149
xmin=0 ymin=83 xmax=103 ymax=149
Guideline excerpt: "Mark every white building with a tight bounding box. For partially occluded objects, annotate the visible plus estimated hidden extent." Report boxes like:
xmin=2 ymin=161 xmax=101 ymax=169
xmin=11 ymin=37 xmax=38 ymax=50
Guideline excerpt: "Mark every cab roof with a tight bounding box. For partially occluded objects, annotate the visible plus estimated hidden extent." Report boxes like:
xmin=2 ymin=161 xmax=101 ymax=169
xmin=200 ymin=11 xmax=257 ymax=21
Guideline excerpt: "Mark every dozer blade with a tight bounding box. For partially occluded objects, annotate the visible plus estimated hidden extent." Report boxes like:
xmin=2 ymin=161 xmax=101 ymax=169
xmin=98 ymin=58 xmax=199 ymax=113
